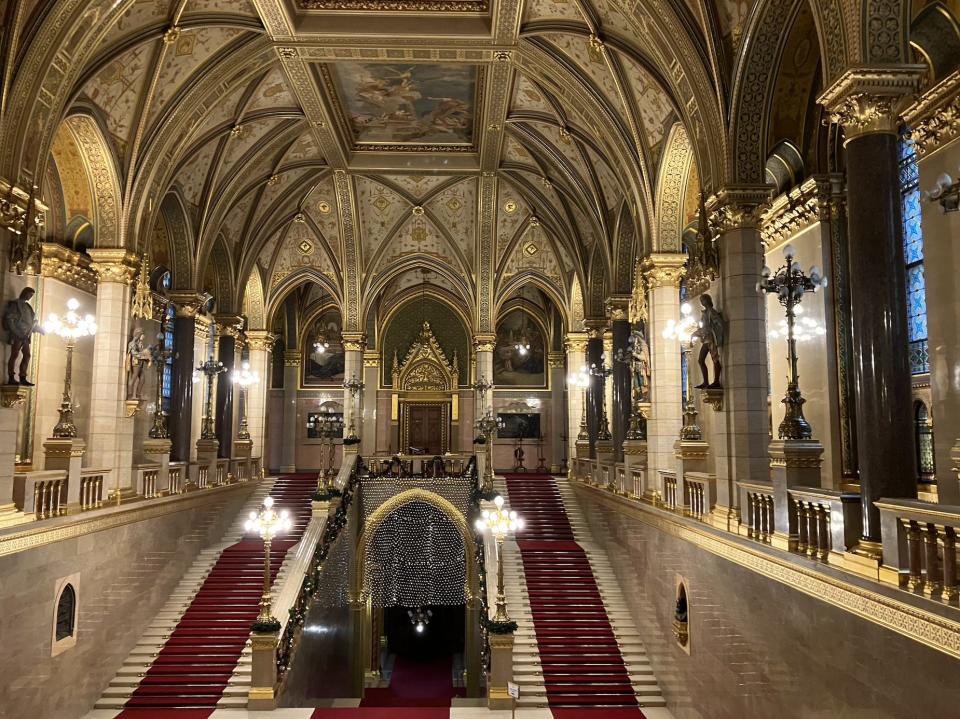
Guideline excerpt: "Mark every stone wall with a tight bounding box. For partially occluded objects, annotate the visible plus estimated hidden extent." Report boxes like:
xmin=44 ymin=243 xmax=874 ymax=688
xmin=0 ymin=483 xmax=257 ymax=719
xmin=574 ymin=486 xmax=960 ymax=719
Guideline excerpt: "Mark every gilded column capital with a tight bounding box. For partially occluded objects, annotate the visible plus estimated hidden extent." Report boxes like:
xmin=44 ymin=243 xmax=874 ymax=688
xmin=214 ymin=313 xmax=245 ymax=338
xmin=818 ymin=66 xmax=925 ymax=141
xmin=194 ymin=313 xmax=213 ymax=341
xmin=705 ymin=187 xmax=771 ymax=234
xmin=246 ymin=330 xmax=276 ymax=352
xmin=583 ymin=318 xmax=608 ymax=339
xmin=363 ymin=350 xmax=381 ymax=367
xmin=547 ymin=351 xmax=566 ymax=369
xmin=605 ymin=295 xmax=630 ymax=322
xmin=283 ymin=350 xmax=303 ymax=367
xmin=564 ymin=332 xmax=588 ymax=353
xmin=88 ymin=248 xmax=139 ymax=284
xmin=167 ymin=291 xmax=206 ymax=318
xmin=640 ymin=253 xmax=687 ymax=289
xmin=341 ymin=332 xmax=366 ymax=352
xmin=473 ymin=333 xmax=497 ymax=352
xmin=40 ymin=243 xmax=97 ymax=294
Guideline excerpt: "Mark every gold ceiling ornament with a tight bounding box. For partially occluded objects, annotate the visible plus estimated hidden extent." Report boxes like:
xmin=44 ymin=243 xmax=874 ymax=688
xmin=528 ymin=215 xmax=540 ymax=227
xmin=588 ymin=35 xmax=606 ymax=61
xmin=487 ymin=122 xmax=500 ymax=131
xmin=412 ymin=205 xmax=425 ymax=216
xmin=494 ymin=51 xmax=511 ymax=62
xmin=278 ymin=47 xmax=297 ymax=59
xmin=317 ymin=200 xmax=332 ymax=214
xmin=818 ymin=66 xmax=924 ymax=142
xmin=41 ymin=243 xmax=97 ymax=294
xmin=130 ymin=254 xmax=153 ymax=321
xmin=298 ymin=0 xmax=488 ymax=11
xmin=162 ymin=26 xmax=181 ymax=45
xmin=230 ymin=124 xmax=246 ymax=138
xmin=558 ymin=127 xmax=572 ymax=144
xmin=294 ymin=212 xmax=306 ymax=223
xmin=640 ymin=253 xmax=687 ymax=290
xmin=503 ymin=199 xmax=517 ymax=214
xmin=706 ymin=186 xmax=771 ymax=234
xmin=267 ymin=174 xmax=281 ymax=186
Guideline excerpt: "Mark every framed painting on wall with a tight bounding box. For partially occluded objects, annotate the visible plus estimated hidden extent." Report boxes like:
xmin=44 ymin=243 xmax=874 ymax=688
xmin=303 ymin=309 xmax=346 ymax=386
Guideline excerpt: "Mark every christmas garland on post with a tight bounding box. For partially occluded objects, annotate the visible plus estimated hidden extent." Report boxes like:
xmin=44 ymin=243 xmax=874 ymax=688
xmin=251 ymin=617 xmax=281 ymax=633
xmin=471 ymin=487 xmax=501 ymax=503
xmin=343 ymin=436 xmax=361 ymax=446
xmin=481 ymin=614 xmax=518 ymax=634
xmin=312 ymin=486 xmax=343 ymax=502
xmin=473 ymin=436 xmax=487 ymax=445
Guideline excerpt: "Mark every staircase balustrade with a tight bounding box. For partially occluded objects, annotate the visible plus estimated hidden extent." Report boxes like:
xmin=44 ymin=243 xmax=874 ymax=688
xmin=661 ymin=471 xmax=678 ymax=510
xmin=737 ymin=481 xmax=775 ymax=542
xmin=78 ymin=468 xmax=107 ymax=510
xmin=682 ymin=472 xmax=712 ymax=520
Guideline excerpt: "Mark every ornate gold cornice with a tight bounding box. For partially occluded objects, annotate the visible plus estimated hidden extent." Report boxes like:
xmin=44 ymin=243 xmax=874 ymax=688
xmin=40 ymin=243 xmax=96 ymax=294
xmin=605 ymin=295 xmax=630 ymax=322
xmin=284 ymin=350 xmax=303 ymax=367
xmin=341 ymin=332 xmax=366 ymax=352
xmin=819 ymin=66 xmax=925 ymax=141
xmin=297 ymin=0 xmax=488 ymax=12
xmin=761 ymin=175 xmax=844 ymax=247
xmin=564 ymin=331 xmax=588 ymax=353
xmin=706 ymin=187 xmax=771 ymax=234
xmin=167 ymin=291 xmax=206 ymax=319
xmin=246 ymin=330 xmax=276 ymax=352
xmin=904 ymin=70 xmax=960 ymax=157
xmin=363 ymin=350 xmax=380 ymax=368
xmin=583 ymin=318 xmax=608 ymax=339
xmin=214 ymin=313 xmax=245 ymax=339
xmin=87 ymin=248 xmax=139 ymax=285
xmin=640 ymin=253 xmax=687 ymax=289
xmin=473 ymin=333 xmax=497 ymax=353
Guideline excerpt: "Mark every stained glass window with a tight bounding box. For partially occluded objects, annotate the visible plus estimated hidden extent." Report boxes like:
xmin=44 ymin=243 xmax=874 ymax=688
xmin=915 ymin=402 xmax=935 ymax=481
xmin=160 ymin=272 xmax=174 ymax=412
xmin=899 ymin=132 xmax=929 ymax=374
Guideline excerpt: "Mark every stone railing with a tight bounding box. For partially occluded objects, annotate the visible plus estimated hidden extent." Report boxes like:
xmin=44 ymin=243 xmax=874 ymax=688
xmin=169 ymin=462 xmax=186 ymax=494
xmin=215 ymin=458 xmax=229 ymax=485
xmin=737 ymin=480 xmax=775 ymax=543
xmin=251 ymin=456 xmax=263 ymax=479
xmin=14 ymin=471 xmax=67 ymax=519
xmin=683 ymin=472 xmax=713 ymax=521
xmin=231 ymin=457 xmax=249 ymax=482
xmin=660 ymin=471 xmax=679 ymax=511
xmin=78 ymin=468 xmax=108 ymax=510
xmin=877 ymin=499 xmax=960 ymax=605
xmin=363 ymin=453 xmax=473 ymax=477
xmin=136 ymin=465 xmax=161 ymax=498
xmin=788 ymin=487 xmax=862 ymax=565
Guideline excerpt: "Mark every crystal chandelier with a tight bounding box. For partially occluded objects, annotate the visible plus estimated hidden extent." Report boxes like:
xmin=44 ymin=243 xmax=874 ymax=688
xmin=408 ymin=607 xmax=433 ymax=633
xmin=514 ymin=288 xmax=531 ymax=355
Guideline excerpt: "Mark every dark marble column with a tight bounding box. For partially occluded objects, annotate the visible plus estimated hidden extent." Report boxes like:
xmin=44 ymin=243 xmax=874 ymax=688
xmin=844 ymin=131 xmax=916 ymax=542
xmin=214 ymin=330 xmax=236 ymax=459
xmin=586 ymin=332 xmax=604 ymax=457
xmin=169 ymin=312 xmax=196 ymax=463
xmin=611 ymin=317 xmax=631 ymax=462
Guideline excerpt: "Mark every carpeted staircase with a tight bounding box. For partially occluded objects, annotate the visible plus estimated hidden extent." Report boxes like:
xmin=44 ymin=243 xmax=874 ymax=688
xmin=503 ymin=473 xmax=665 ymax=710
xmin=94 ymin=473 xmax=317 ymax=713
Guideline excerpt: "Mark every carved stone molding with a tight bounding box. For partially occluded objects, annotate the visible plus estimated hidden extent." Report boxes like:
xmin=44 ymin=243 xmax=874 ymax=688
xmin=246 ymin=331 xmax=276 ymax=353
xmin=283 ymin=350 xmax=303 ymax=367
xmin=194 ymin=314 xmax=213 ymax=341
xmin=214 ymin=313 xmax=245 ymax=339
xmin=706 ymin=187 xmax=771 ymax=234
xmin=819 ymin=66 xmax=925 ymax=141
xmin=167 ymin=291 xmax=206 ymax=319
xmin=88 ymin=249 xmax=139 ymax=285
xmin=605 ymin=295 xmax=630 ymax=322
xmin=341 ymin=332 xmax=367 ymax=352
xmin=473 ymin=334 xmax=497 ymax=353
xmin=640 ymin=253 xmax=687 ymax=289
xmin=547 ymin=351 xmax=566 ymax=369
xmin=761 ymin=175 xmax=845 ymax=248
xmin=40 ymin=243 xmax=97 ymax=294
xmin=564 ymin=332 xmax=588 ymax=354
xmin=904 ymin=70 xmax=960 ymax=157
xmin=584 ymin=318 xmax=608 ymax=339
xmin=0 ymin=385 xmax=28 ymax=409
xmin=363 ymin=351 xmax=380 ymax=368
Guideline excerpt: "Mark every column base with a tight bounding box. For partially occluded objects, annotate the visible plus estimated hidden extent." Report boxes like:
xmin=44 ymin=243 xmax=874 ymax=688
xmin=708 ymin=506 xmax=738 ymax=532
xmin=0 ymin=503 xmax=30 ymax=527
xmin=844 ymin=540 xmax=883 ymax=580
xmin=771 ymin=531 xmax=798 ymax=552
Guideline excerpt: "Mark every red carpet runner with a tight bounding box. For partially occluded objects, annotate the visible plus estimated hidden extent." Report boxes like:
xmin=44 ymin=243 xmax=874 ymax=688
xmin=118 ymin=473 xmax=317 ymax=716
xmin=360 ymin=655 xmax=464 ymax=708
xmin=504 ymin=474 xmax=642 ymax=711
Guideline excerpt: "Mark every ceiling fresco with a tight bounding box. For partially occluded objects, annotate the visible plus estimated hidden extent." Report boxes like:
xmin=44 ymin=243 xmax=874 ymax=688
xmin=322 ymin=63 xmax=481 ymax=151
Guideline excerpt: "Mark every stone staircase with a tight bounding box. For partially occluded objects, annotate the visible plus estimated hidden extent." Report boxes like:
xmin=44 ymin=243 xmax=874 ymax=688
xmin=500 ymin=474 xmax=666 ymax=709
xmin=93 ymin=477 xmax=300 ymax=710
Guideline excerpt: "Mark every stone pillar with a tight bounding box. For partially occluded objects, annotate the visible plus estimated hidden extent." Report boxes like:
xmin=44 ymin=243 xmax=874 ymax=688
xmin=769 ymin=439 xmax=825 ymax=550
xmin=609 ymin=300 xmax=631 ymax=462
xmin=820 ymin=68 xmax=922 ymax=563
xmin=87 ymin=250 xmax=139 ymax=495
xmin=167 ymin=294 xmax=202 ymax=463
xmin=245 ymin=331 xmax=274 ymax=459
xmin=547 ymin=351 xmax=566 ymax=472
xmin=564 ymin=332 xmax=589 ymax=466
xmin=584 ymin=322 xmax=606 ymax=456
xmin=0 ymin=390 xmax=28 ymax=524
xmin=487 ymin=632 xmax=515 ymax=710
xmin=43 ymin=438 xmax=85 ymax=508
xmin=191 ymin=315 xmax=214 ymax=458
xmin=280 ymin=350 xmax=300 ymax=474
xmin=643 ymin=254 xmax=687 ymax=487
xmin=215 ymin=315 xmax=243 ymax=459
xmin=248 ymin=630 xmax=279 ymax=710
xmin=342 ymin=333 xmax=365 ymax=442
xmin=362 ymin=351 xmax=379 ymax=457
xmin=473 ymin=334 xmax=496 ymax=413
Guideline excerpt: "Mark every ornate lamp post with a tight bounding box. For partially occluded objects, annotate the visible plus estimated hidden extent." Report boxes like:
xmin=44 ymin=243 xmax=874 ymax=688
xmin=475 ymin=494 xmax=523 ymax=623
xmin=342 ymin=374 xmax=364 ymax=442
xmin=245 ymin=495 xmax=293 ymax=632
xmin=148 ymin=313 xmax=174 ymax=439
xmin=567 ymin=365 xmax=590 ymax=441
xmin=196 ymin=355 xmax=226 ymax=440
xmin=758 ymin=244 xmax=828 ymax=440
xmin=43 ymin=298 xmax=97 ymax=438
xmin=588 ymin=358 xmax=613 ymax=441
xmin=232 ymin=360 xmax=260 ymax=441
xmin=473 ymin=377 xmax=503 ymax=494
xmin=662 ymin=303 xmax=701 ymax=440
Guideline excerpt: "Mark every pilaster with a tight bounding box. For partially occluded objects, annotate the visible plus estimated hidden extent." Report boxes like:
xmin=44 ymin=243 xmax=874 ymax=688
xmin=244 ymin=331 xmax=275 ymax=459
xmin=281 ymin=350 xmax=301 ymax=473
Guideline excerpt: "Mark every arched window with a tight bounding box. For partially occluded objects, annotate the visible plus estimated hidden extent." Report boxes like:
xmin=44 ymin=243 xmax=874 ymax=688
xmin=914 ymin=402 xmax=935 ymax=482
xmin=899 ymin=131 xmax=929 ymax=374
xmin=55 ymin=584 xmax=76 ymax=641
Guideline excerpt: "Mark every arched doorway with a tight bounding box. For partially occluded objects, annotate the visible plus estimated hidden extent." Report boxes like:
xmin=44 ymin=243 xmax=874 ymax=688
xmin=350 ymin=489 xmax=481 ymax=699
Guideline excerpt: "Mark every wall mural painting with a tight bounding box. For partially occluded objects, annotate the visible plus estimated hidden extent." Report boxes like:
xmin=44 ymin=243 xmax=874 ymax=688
xmin=303 ymin=309 xmax=345 ymax=385
xmin=328 ymin=63 xmax=477 ymax=147
xmin=494 ymin=310 xmax=546 ymax=387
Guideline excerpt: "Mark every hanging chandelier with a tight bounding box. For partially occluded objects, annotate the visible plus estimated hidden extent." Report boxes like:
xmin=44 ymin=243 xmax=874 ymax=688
xmin=408 ymin=606 xmax=433 ymax=633
xmin=514 ymin=288 xmax=531 ymax=355
xmin=313 ymin=326 xmax=329 ymax=354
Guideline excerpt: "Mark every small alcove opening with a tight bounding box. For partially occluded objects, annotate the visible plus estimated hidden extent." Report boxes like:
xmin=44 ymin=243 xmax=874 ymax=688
xmin=673 ymin=578 xmax=690 ymax=654
xmin=51 ymin=575 xmax=79 ymax=656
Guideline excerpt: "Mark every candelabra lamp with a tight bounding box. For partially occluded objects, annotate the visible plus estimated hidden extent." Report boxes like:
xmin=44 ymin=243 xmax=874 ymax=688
xmin=472 ymin=377 xmax=501 ymax=493
xmin=662 ymin=303 xmax=701 ymax=441
xmin=614 ymin=346 xmax=647 ymax=440
xmin=197 ymin=355 xmax=226 ymax=440
xmin=245 ymin=496 xmax=293 ymax=632
xmin=589 ymin=359 xmax=613 ymax=441
xmin=925 ymin=169 xmax=960 ymax=213
xmin=567 ymin=365 xmax=590 ymax=441
xmin=475 ymin=495 xmax=523 ymax=623
xmin=232 ymin=360 xmax=260 ymax=441
xmin=342 ymin=374 xmax=364 ymax=442
xmin=43 ymin=298 xmax=97 ymax=438
xmin=758 ymin=244 xmax=828 ymax=440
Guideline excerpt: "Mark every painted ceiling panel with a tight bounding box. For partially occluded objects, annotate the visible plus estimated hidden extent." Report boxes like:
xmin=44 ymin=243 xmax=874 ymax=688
xmin=617 ymin=52 xmax=675 ymax=154
xmin=378 ymin=174 xmax=454 ymax=201
xmin=97 ymin=0 xmax=170 ymax=49
xmin=495 ymin=181 xmax=531 ymax=264
xmin=510 ymin=73 xmax=557 ymax=117
xmin=521 ymin=0 xmax=584 ymax=25
xmin=185 ymin=0 xmax=260 ymax=17
xmin=423 ymin=177 xmax=476 ymax=260
xmin=175 ymin=137 xmax=218 ymax=208
xmin=302 ymin=176 xmax=341 ymax=245
xmin=502 ymin=223 xmax=564 ymax=289
xmin=82 ymin=42 xmax=155 ymax=152
xmin=355 ymin=176 xmax=412 ymax=258
xmin=270 ymin=222 xmax=337 ymax=291
xmin=247 ymin=66 xmax=298 ymax=113
xmin=219 ymin=117 xmax=286 ymax=177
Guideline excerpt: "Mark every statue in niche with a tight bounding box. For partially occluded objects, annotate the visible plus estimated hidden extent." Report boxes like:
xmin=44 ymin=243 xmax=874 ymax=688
xmin=627 ymin=325 xmax=651 ymax=402
xmin=3 ymin=287 xmax=41 ymax=386
xmin=126 ymin=326 xmax=152 ymax=399
xmin=693 ymin=294 xmax=724 ymax=389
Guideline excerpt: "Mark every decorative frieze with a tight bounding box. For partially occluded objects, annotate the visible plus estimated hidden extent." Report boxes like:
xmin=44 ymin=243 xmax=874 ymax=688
xmin=904 ymin=70 xmax=960 ymax=156
xmin=341 ymin=332 xmax=366 ymax=352
xmin=88 ymin=248 xmax=139 ymax=285
xmin=40 ymin=243 xmax=97 ymax=294
xmin=761 ymin=175 xmax=844 ymax=247
xmin=818 ymin=66 xmax=924 ymax=141
xmin=640 ymin=253 xmax=687 ymax=289
xmin=473 ymin=334 xmax=497 ymax=353
xmin=246 ymin=331 xmax=276 ymax=353
xmin=363 ymin=351 xmax=380 ymax=367
xmin=564 ymin=332 xmax=588 ymax=354
xmin=706 ymin=187 xmax=771 ymax=234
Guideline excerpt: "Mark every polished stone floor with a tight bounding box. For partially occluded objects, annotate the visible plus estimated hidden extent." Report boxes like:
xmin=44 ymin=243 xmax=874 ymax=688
xmin=84 ymin=706 xmax=676 ymax=718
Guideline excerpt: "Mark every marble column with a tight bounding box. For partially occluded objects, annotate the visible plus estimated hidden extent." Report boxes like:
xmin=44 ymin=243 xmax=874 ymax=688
xmin=609 ymin=300 xmax=631 ymax=462
xmin=547 ymin=351 xmax=566 ymax=472
xmin=191 ymin=315 xmax=214 ymax=458
xmin=643 ymin=255 xmax=687 ymax=482
xmin=214 ymin=315 xmax=242 ymax=459
xmin=87 ymin=250 xmax=139 ymax=495
xmin=603 ymin=328 xmax=615 ymax=445
xmin=362 ymin=351 xmax=379 ymax=456
xmin=280 ymin=350 xmax=301 ymax=473
xmin=585 ymin=321 xmax=606 ymax=456
xmin=564 ymin=332 xmax=588 ymax=465
xmin=474 ymin=334 xmax=496 ymax=413
xmin=342 ymin=333 xmax=365 ymax=443
xmin=244 ymin=331 xmax=274 ymax=461
xmin=707 ymin=188 xmax=771 ymax=530
xmin=820 ymin=69 xmax=922 ymax=551
xmin=167 ymin=294 xmax=202 ymax=463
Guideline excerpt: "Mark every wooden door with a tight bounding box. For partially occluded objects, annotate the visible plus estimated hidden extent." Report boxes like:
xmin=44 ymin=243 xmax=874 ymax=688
xmin=407 ymin=404 xmax=445 ymax=454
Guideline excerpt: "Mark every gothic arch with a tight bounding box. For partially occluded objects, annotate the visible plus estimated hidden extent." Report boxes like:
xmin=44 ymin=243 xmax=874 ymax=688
xmin=242 ymin=268 xmax=267 ymax=331
xmin=655 ymin=124 xmax=696 ymax=253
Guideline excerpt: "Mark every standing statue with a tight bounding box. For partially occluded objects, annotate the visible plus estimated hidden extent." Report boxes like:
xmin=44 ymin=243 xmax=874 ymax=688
xmin=628 ymin=325 xmax=651 ymax=401
xmin=126 ymin=326 xmax=152 ymax=400
xmin=3 ymin=287 xmax=41 ymax=386
xmin=693 ymin=294 xmax=724 ymax=389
